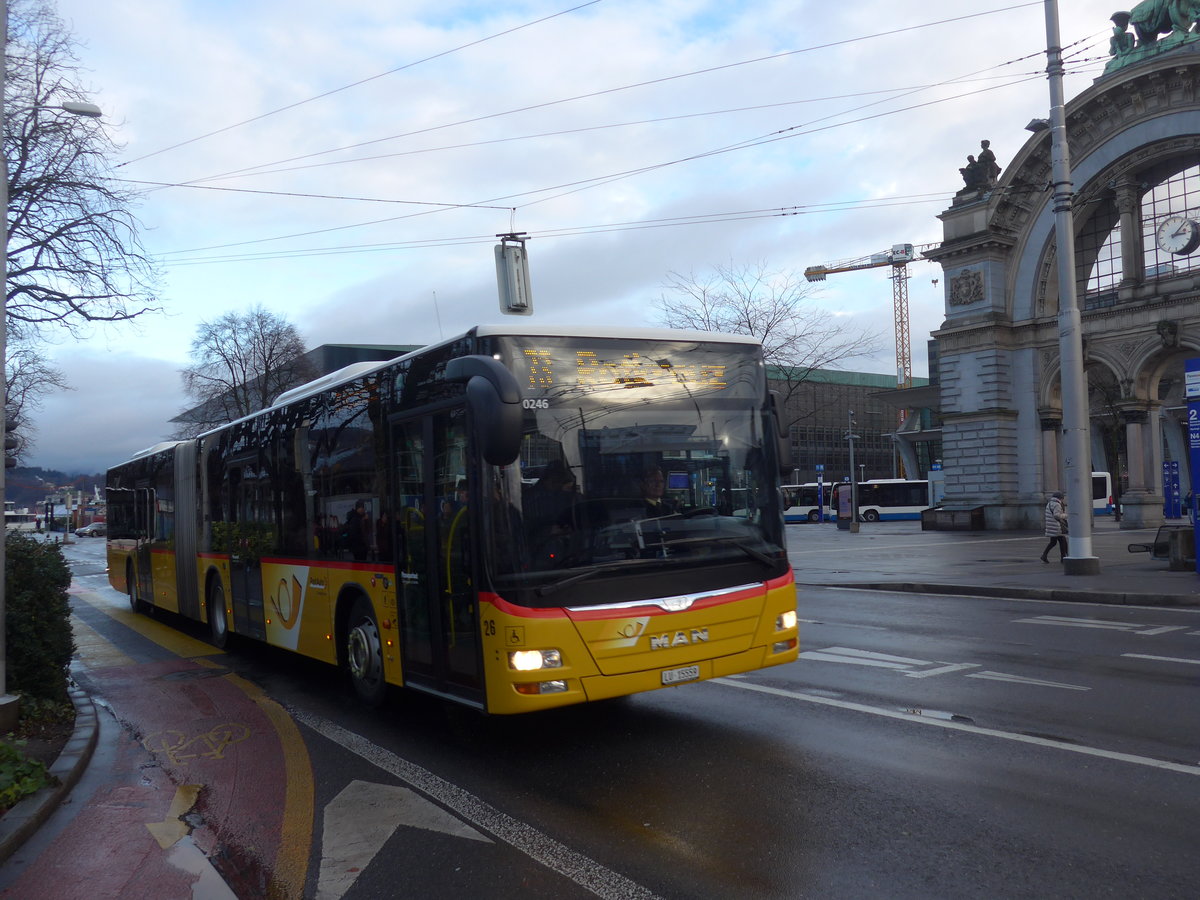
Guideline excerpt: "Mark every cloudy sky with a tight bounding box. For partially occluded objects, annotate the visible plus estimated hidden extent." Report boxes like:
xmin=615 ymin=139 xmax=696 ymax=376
xmin=26 ymin=0 xmax=1108 ymax=476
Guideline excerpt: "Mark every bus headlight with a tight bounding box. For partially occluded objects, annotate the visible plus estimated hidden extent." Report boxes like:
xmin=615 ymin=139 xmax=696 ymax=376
xmin=508 ymin=649 xmax=562 ymax=671
xmin=776 ymin=610 xmax=797 ymax=631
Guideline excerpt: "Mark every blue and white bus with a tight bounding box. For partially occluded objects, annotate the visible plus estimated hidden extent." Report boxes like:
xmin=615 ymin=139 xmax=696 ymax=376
xmin=831 ymin=479 xmax=932 ymax=522
xmin=781 ymin=483 xmax=833 ymax=523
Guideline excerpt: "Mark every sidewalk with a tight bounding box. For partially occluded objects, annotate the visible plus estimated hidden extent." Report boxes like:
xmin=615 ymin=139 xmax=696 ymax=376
xmin=785 ymin=518 xmax=1200 ymax=606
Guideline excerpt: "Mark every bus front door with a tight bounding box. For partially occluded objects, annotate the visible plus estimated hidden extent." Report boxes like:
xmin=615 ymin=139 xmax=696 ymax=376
xmin=391 ymin=407 xmax=482 ymax=705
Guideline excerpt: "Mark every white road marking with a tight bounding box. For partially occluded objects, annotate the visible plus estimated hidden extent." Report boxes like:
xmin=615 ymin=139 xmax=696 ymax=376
xmin=291 ymin=708 xmax=660 ymax=900
xmin=317 ymin=780 xmax=490 ymax=899
xmin=1122 ymin=653 xmax=1200 ymax=666
xmin=904 ymin=663 xmax=980 ymax=679
xmin=798 ymin=647 xmax=929 ymax=669
xmin=1017 ymin=616 xmax=1191 ymax=636
xmin=165 ymin=836 xmax=238 ymax=900
xmin=1135 ymin=626 xmax=1189 ymax=635
xmin=813 ymin=586 xmax=1200 ymax=614
xmin=714 ymin=678 xmax=1200 ymax=777
xmin=1016 ymin=615 xmax=1143 ymax=631
xmin=800 ymin=647 xmax=1073 ymax=686
xmin=966 ymin=671 xmax=1089 ymax=691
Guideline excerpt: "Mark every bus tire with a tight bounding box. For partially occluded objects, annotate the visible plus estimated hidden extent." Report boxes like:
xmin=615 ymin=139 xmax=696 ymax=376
xmin=807 ymin=510 xmax=820 ymax=523
xmin=207 ymin=579 xmax=229 ymax=650
xmin=862 ymin=509 xmax=880 ymax=522
xmin=127 ymin=562 xmax=144 ymax=614
xmin=346 ymin=597 xmax=386 ymax=707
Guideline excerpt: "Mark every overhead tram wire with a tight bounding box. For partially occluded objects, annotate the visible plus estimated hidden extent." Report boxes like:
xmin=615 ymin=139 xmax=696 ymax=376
xmin=152 ymin=74 xmax=1064 ymax=187
xmin=114 ymin=181 xmax=515 ymax=211
xmin=514 ymin=31 xmax=1103 ymax=209
xmin=151 ymin=64 xmax=1055 ymax=260
xmin=149 ymin=23 xmax=1101 ymax=262
xmin=171 ymin=1 xmax=1046 ymax=189
xmin=510 ymin=74 xmax=1048 ymax=211
xmin=157 ymin=194 xmax=956 ymax=267
xmin=115 ymin=0 xmax=607 ymax=170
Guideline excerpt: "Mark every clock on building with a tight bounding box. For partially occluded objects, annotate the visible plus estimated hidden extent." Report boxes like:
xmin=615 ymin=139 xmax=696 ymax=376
xmin=1154 ymin=215 xmax=1200 ymax=255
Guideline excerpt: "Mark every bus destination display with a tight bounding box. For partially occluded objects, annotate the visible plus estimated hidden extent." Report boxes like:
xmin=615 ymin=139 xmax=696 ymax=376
xmin=521 ymin=348 xmax=728 ymax=392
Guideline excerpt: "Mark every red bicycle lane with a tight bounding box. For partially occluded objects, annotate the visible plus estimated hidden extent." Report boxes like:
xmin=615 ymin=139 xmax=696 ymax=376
xmin=2 ymin=653 xmax=313 ymax=899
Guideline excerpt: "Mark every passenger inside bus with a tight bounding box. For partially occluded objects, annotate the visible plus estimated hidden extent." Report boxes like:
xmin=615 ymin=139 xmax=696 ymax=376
xmin=524 ymin=460 xmax=581 ymax=567
xmin=342 ymin=500 xmax=371 ymax=561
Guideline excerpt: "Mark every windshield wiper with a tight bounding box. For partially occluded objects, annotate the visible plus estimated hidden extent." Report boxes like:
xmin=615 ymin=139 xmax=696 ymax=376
xmin=731 ymin=540 xmax=776 ymax=566
xmin=533 ymin=558 xmax=661 ymax=598
xmin=534 ymin=566 xmax=604 ymax=598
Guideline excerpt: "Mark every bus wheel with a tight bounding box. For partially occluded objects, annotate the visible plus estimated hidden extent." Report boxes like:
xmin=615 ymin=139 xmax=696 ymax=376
xmin=807 ymin=510 xmax=820 ymax=523
xmin=346 ymin=597 xmax=386 ymax=707
xmin=862 ymin=509 xmax=880 ymax=522
xmin=207 ymin=581 xmax=229 ymax=649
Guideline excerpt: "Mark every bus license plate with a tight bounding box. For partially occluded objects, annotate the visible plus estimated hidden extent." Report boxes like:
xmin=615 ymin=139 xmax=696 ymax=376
xmin=661 ymin=665 xmax=700 ymax=685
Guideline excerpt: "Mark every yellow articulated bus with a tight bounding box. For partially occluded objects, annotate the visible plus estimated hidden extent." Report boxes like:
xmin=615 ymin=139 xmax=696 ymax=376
xmin=107 ymin=325 xmax=799 ymax=714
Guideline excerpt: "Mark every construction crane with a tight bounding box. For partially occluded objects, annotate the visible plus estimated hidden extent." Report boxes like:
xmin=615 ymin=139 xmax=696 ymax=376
xmin=804 ymin=242 xmax=939 ymax=390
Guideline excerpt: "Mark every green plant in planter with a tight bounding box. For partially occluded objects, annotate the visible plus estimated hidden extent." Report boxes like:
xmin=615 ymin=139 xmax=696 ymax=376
xmin=5 ymin=532 xmax=73 ymax=704
xmin=0 ymin=741 xmax=54 ymax=811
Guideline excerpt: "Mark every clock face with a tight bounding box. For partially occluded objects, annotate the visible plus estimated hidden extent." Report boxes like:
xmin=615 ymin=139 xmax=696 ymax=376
xmin=1155 ymin=215 xmax=1200 ymax=255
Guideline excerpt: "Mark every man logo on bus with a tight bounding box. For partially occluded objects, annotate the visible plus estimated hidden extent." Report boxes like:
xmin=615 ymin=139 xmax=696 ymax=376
xmin=649 ymin=628 xmax=709 ymax=650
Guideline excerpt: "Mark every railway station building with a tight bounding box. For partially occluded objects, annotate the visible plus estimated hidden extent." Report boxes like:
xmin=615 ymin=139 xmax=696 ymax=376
xmin=924 ymin=31 xmax=1200 ymax=530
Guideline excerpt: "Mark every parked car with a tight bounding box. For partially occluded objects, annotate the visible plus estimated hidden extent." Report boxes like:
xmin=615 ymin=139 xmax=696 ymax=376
xmin=75 ymin=522 xmax=106 ymax=537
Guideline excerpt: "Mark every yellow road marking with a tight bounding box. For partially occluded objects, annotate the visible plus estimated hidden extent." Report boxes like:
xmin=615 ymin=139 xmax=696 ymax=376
xmin=146 ymin=784 xmax=203 ymax=849
xmin=143 ymin=723 xmax=252 ymax=765
xmin=220 ymin=668 xmax=314 ymax=900
xmin=73 ymin=589 xmax=223 ymax=658
xmin=71 ymin=615 xmax=136 ymax=668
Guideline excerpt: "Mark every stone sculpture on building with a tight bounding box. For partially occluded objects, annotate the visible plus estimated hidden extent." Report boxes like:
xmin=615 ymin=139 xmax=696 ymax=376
xmin=1105 ymin=3 xmax=1200 ymax=73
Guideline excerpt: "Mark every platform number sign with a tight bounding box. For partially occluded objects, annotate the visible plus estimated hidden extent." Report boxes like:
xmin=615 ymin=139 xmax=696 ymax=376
xmin=1187 ymin=358 xmax=1199 ymax=574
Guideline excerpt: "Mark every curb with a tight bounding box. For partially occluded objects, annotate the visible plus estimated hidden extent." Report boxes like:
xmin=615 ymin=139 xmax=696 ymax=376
xmin=803 ymin=581 xmax=1200 ymax=607
xmin=0 ymin=686 xmax=100 ymax=864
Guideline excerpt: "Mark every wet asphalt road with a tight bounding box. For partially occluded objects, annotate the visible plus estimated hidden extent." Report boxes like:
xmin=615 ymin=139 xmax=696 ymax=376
xmin=39 ymin=536 xmax=1200 ymax=898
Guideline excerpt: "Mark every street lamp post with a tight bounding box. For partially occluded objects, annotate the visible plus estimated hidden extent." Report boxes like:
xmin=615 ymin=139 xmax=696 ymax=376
xmin=1043 ymin=0 xmax=1099 ymax=574
xmin=846 ymin=410 xmax=860 ymax=533
xmin=1 ymin=0 xmax=104 ymax=722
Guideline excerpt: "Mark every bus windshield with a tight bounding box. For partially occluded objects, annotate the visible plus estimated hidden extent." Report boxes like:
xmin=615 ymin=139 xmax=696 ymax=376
xmin=480 ymin=334 xmax=787 ymax=607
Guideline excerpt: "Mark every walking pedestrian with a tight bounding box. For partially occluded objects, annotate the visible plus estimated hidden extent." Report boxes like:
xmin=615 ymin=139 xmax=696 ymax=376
xmin=1040 ymin=491 xmax=1068 ymax=563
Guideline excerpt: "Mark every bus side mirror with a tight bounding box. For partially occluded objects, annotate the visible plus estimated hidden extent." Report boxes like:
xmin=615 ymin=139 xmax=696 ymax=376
xmin=768 ymin=392 xmax=793 ymax=478
xmin=445 ymin=355 xmax=523 ymax=466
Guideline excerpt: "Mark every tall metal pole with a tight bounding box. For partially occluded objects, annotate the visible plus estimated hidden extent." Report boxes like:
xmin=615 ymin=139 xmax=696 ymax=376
xmin=847 ymin=409 xmax=859 ymax=533
xmin=1044 ymin=0 xmax=1099 ymax=574
xmin=1 ymin=0 xmax=12 ymax=710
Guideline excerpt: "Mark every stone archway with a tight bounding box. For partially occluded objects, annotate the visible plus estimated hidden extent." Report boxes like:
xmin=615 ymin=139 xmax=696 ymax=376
xmin=925 ymin=46 xmax=1200 ymax=530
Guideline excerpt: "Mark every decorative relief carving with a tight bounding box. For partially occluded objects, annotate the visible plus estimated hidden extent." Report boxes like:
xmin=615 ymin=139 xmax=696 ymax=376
xmin=949 ymin=270 xmax=985 ymax=306
xmin=1116 ymin=339 xmax=1140 ymax=359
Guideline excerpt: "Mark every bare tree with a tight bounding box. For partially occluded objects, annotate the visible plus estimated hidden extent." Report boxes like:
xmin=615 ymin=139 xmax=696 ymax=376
xmin=4 ymin=339 xmax=67 ymax=463
xmin=175 ymin=306 xmax=316 ymax=437
xmin=4 ymin=0 xmax=160 ymax=338
xmin=654 ymin=261 xmax=885 ymax=424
